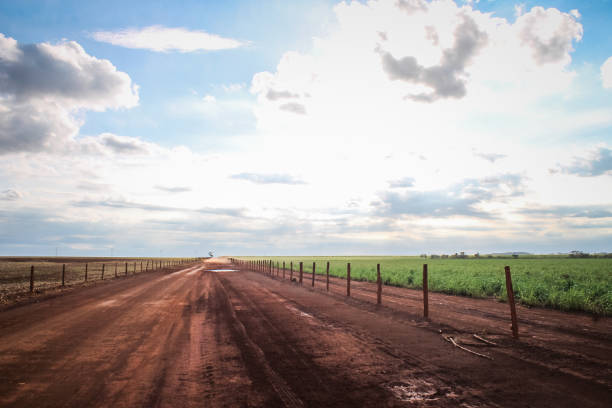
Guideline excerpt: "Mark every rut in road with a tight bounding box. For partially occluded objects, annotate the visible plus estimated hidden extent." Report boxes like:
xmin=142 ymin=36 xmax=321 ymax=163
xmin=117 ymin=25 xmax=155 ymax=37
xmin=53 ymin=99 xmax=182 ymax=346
xmin=291 ymin=266 xmax=612 ymax=387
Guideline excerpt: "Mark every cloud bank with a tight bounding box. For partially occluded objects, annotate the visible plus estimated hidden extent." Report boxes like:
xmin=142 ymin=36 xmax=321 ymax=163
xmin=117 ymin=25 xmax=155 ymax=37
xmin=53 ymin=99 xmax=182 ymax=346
xmin=376 ymin=174 xmax=526 ymax=218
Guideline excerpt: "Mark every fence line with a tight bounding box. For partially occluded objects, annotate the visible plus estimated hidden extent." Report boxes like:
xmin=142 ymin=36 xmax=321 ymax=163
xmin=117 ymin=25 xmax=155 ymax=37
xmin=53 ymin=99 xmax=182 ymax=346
xmin=0 ymin=258 xmax=199 ymax=297
xmin=228 ymin=257 xmax=519 ymax=339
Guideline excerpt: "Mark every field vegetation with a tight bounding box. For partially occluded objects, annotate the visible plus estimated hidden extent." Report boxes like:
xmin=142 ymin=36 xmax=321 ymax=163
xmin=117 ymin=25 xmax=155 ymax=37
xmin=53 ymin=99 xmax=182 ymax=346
xmin=239 ymin=256 xmax=612 ymax=316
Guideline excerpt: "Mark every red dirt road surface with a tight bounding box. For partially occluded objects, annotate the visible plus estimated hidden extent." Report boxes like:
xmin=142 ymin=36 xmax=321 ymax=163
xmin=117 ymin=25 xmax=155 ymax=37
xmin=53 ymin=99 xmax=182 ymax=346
xmin=0 ymin=258 xmax=610 ymax=407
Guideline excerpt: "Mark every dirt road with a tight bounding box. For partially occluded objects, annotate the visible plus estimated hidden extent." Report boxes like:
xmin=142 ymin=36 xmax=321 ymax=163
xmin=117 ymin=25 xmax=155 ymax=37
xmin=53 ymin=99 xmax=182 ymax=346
xmin=0 ymin=259 xmax=610 ymax=407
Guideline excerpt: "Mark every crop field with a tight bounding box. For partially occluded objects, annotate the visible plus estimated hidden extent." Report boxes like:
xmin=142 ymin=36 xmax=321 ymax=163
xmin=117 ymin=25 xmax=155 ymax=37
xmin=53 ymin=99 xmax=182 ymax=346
xmin=238 ymin=256 xmax=612 ymax=316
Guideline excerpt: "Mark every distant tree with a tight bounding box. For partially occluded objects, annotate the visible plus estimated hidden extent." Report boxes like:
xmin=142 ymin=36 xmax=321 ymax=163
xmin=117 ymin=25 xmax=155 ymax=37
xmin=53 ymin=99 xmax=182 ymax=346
xmin=569 ymin=250 xmax=589 ymax=258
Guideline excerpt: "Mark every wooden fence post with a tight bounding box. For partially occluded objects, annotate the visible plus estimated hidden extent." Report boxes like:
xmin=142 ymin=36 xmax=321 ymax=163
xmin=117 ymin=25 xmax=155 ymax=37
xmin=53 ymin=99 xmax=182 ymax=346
xmin=125 ymin=262 xmax=128 ymax=276
xmin=133 ymin=262 xmax=136 ymax=274
xmin=101 ymin=264 xmax=105 ymax=280
xmin=299 ymin=262 xmax=303 ymax=285
xmin=62 ymin=264 xmax=65 ymax=286
xmin=85 ymin=263 xmax=88 ymax=282
xmin=377 ymin=263 xmax=382 ymax=305
xmin=505 ymin=266 xmax=519 ymax=339
xmin=29 ymin=265 xmax=34 ymax=293
xmin=346 ymin=263 xmax=351 ymax=297
xmin=140 ymin=262 xmax=143 ymax=273
xmin=423 ymin=264 xmax=428 ymax=319
xmin=312 ymin=262 xmax=316 ymax=287
xmin=283 ymin=261 xmax=286 ymax=280
xmin=290 ymin=262 xmax=293 ymax=281
xmin=326 ymin=261 xmax=330 ymax=291
xmin=115 ymin=263 xmax=117 ymax=278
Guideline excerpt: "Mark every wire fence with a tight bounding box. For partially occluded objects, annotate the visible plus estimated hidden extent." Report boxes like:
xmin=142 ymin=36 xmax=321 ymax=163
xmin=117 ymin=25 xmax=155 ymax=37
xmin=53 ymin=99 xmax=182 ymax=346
xmin=0 ymin=258 xmax=198 ymax=301
xmin=229 ymin=258 xmax=521 ymax=339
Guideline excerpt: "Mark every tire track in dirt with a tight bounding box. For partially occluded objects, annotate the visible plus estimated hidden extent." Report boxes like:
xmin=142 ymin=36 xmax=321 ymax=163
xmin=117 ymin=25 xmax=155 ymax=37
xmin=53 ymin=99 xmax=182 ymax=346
xmin=0 ymin=265 xmax=205 ymax=407
xmin=269 ymin=268 xmax=612 ymax=388
xmin=217 ymin=272 xmax=482 ymax=407
xmin=217 ymin=277 xmax=305 ymax=408
xmin=236 ymin=267 xmax=611 ymax=407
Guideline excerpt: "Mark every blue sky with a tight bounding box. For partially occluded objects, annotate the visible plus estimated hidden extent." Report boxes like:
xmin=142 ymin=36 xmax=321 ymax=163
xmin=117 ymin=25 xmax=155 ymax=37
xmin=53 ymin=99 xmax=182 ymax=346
xmin=0 ymin=0 xmax=611 ymax=256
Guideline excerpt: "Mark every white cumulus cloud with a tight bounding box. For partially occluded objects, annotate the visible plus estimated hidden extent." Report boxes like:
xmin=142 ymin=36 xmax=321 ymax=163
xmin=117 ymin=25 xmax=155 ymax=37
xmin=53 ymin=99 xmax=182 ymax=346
xmin=92 ymin=26 xmax=244 ymax=52
xmin=0 ymin=33 xmax=139 ymax=154
xmin=515 ymin=6 xmax=583 ymax=65
xmin=249 ymin=0 xmax=584 ymax=141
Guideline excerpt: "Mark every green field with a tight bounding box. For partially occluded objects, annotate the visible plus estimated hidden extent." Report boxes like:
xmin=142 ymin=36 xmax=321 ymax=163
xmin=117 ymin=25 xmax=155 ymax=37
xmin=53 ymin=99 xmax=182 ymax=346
xmin=237 ymin=256 xmax=612 ymax=316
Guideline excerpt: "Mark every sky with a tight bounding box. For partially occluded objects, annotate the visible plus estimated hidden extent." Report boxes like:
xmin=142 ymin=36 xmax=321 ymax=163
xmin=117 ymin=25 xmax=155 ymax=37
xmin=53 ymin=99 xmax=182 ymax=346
xmin=0 ymin=0 xmax=611 ymax=257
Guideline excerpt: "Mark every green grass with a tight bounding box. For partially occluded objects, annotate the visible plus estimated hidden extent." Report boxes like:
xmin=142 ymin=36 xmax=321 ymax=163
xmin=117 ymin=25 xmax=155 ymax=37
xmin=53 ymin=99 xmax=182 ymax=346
xmin=237 ymin=256 xmax=612 ymax=316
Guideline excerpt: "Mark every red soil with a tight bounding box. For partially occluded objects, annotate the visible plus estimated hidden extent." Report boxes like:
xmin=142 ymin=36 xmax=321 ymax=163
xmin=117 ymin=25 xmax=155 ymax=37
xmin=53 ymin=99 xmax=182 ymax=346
xmin=0 ymin=259 xmax=609 ymax=407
